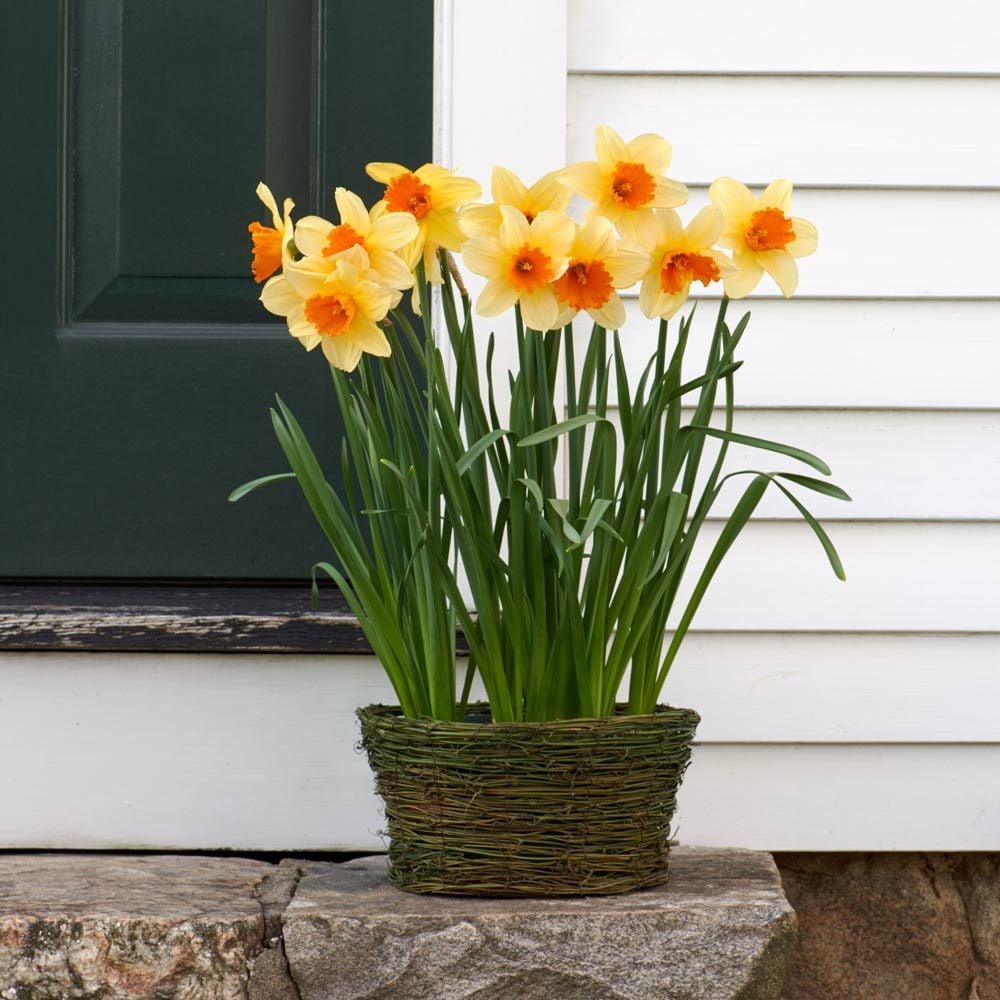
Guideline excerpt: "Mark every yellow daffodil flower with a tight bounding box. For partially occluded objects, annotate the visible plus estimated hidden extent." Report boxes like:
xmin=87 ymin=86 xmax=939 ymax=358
xmin=294 ymin=187 xmax=418 ymax=293
xmin=365 ymin=161 xmax=481 ymax=285
xmin=551 ymin=218 xmax=648 ymax=330
xmin=462 ymin=207 xmax=575 ymax=332
xmin=619 ymin=207 xmax=736 ymax=321
xmin=248 ymin=182 xmax=294 ymax=284
xmin=459 ymin=166 xmax=573 ymax=239
xmin=259 ymin=246 xmax=398 ymax=372
xmin=559 ymin=126 xmax=688 ymax=226
xmin=708 ymin=178 xmax=818 ymax=298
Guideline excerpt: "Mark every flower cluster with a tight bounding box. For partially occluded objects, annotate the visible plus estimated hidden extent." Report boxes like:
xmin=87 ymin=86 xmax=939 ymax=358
xmin=249 ymin=126 xmax=817 ymax=371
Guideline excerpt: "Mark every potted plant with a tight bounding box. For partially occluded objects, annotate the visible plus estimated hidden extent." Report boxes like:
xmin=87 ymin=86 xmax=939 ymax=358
xmin=234 ymin=126 xmax=848 ymax=896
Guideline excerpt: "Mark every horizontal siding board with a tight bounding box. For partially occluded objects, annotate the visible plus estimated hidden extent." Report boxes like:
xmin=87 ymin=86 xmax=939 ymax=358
xmin=609 ymin=189 xmax=1000 ymax=299
xmin=675 ymin=522 xmax=1000 ymax=632
xmin=676 ymin=744 xmax=1000 ymax=851
xmin=568 ymin=75 xmax=1000 ymax=188
xmin=568 ymin=0 xmax=1000 ymax=74
xmin=2 ymin=652 xmax=997 ymax=851
xmin=608 ymin=299 xmax=1000 ymax=409
xmin=603 ymin=409 xmax=1000 ymax=521
xmin=663 ymin=633 xmax=1000 ymax=743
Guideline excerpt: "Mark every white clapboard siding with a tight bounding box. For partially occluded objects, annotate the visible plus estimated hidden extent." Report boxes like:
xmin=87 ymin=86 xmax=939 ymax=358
xmin=665 ymin=633 xmax=1000 ymax=743
xmin=602 ymin=408 xmax=1000 ymax=521
xmin=609 ymin=189 xmax=1000 ymax=299
xmin=2 ymin=652 xmax=998 ymax=852
xmin=569 ymin=0 xmax=1000 ymax=74
xmin=675 ymin=744 xmax=1000 ymax=851
xmin=674 ymin=522 xmax=1000 ymax=632
xmin=609 ymin=299 xmax=1000 ymax=410
xmin=568 ymin=75 xmax=1000 ymax=188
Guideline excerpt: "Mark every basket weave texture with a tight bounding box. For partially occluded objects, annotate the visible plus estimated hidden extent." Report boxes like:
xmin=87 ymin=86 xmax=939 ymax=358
xmin=357 ymin=702 xmax=700 ymax=896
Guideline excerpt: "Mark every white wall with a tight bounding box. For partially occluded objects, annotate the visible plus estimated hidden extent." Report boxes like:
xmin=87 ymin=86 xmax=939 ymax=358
xmin=2 ymin=1 xmax=998 ymax=853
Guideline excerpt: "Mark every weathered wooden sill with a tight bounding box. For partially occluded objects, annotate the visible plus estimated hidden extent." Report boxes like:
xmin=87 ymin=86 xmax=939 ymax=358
xmin=0 ymin=583 xmax=375 ymax=654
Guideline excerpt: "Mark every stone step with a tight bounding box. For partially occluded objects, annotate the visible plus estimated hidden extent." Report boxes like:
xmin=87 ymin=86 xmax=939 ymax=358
xmin=0 ymin=848 xmax=795 ymax=1000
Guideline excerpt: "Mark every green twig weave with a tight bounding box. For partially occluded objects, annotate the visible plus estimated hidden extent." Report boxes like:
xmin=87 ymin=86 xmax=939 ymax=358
xmin=358 ymin=703 xmax=700 ymax=896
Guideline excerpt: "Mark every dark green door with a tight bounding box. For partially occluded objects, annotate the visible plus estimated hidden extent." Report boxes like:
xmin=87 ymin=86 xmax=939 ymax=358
xmin=0 ymin=1 xmax=432 ymax=578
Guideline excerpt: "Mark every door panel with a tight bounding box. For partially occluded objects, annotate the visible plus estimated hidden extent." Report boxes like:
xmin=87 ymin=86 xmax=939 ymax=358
xmin=0 ymin=1 xmax=433 ymax=577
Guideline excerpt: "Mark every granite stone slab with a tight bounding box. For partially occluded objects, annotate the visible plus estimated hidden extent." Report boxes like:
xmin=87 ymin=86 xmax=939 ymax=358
xmin=283 ymin=847 xmax=797 ymax=1000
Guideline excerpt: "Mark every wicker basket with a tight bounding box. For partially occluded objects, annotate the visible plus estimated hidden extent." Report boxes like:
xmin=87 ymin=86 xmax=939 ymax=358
xmin=357 ymin=702 xmax=700 ymax=896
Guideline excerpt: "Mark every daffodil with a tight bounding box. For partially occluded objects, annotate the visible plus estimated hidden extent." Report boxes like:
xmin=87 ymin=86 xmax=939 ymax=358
xmin=559 ymin=126 xmax=687 ymax=226
xmin=460 ymin=166 xmax=573 ymax=239
xmin=248 ymin=182 xmax=294 ymax=284
xmin=550 ymin=218 xmax=648 ymax=330
xmin=365 ymin=162 xmax=481 ymax=284
xmin=618 ymin=207 xmax=736 ymax=321
xmin=259 ymin=245 xmax=398 ymax=372
xmin=293 ymin=187 xmax=418 ymax=293
xmin=462 ymin=207 xmax=575 ymax=331
xmin=708 ymin=178 xmax=818 ymax=298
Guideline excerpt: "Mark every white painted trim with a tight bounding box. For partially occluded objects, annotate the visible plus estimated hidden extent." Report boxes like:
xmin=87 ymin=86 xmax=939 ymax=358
xmin=3 ymin=652 xmax=998 ymax=852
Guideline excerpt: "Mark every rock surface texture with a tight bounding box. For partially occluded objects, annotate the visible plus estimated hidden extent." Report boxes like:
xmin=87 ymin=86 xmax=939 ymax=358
xmin=0 ymin=854 xmax=273 ymax=999
xmin=777 ymin=853 xmax=1000 ymax=1000
xmin=283 ymin=847 xmax=797 ymax=1000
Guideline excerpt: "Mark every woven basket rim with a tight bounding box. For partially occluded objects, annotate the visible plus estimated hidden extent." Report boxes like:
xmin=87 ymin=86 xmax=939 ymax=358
xmin=357 ymin=701 xmax=701 ymax=732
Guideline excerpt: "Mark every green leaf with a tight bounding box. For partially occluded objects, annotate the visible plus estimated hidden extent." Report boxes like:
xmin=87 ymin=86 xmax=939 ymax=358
xmin=517 ymin=413 xmax=612 ymax=447
xmin=775 ymin=472 xmax=852 ymax=502
xmin=457 ymin=429 xmax=512 ymax=476
xmin=772 ymin=482 xmax=847 ymax=580
xmin=227 ymin=472 xmax=296 ymax=502
xmin=687 ymin=425 xmax=833 ymax=476
xmin=517 ymin=476 xmax=545 ymax=512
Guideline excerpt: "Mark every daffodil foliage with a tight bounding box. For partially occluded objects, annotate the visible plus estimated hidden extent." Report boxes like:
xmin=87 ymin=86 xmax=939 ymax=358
xmin=234 ymin=127 xmax=848 ymax=722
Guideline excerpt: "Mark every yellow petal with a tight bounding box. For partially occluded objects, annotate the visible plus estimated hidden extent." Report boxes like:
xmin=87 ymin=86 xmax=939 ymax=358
xmin=625 ymin=133 xmax=672 ymax=175
xmin=321 ymin=337 xmax=363 ymax=372
xmin=528 ymin=170 xmax=574 ymax=213
xmin=553 ymin=304 xmax=577 ymax=329
xmin=476 ymin=277 xmax=519 ymax=317
xmin=710 ymin=249 xmax=739 ymax=278
xmin=459 ymin=203 xmax=503 ymax=239
xmin=651 ymin=178 xmax=689 ymax=209
xmin=653 ymin=287 xmax=690 ymax=321
xmin=462 ymin=237 xmax=507 ymax=278
xmin=333 ymin=188 xmax=370 ymax=234
xmin=287 ymin=305 xmax=317 ymax=344
xmin=758 ymin=249 xmax=799 ymax=297
xmin=653 ymin=208 xmax=684 ymax=247
xmin=365 ymin=162 xmax=408 ymax=184
xmin=682 ymin=206 xmax=724 ymax=250
xmin=256 ymin=182 xmax=281 ymax=229
xmin=283 ymin=258 xmax=332 ymax=298
xmin=594 ymin=125 xmax=629 ymax=170
xmin=709 ymin=177 xmax=756 ymax=222
xmin=591 ymin=292 xmax=626 ymax=330
xmin=424 ymin=210 xmax=466 ymax=252
xmin=260 ymin=274 xmax=300 ymax=317
xmin=572 ymin=217 xmax=615 ymax=260
xmin=724 ymin=256 xmax=765 ymax=299
xmin=638 ymin=269 xmax=661 ymax=319
xmin=616 ymin=211 xmax=659 ymax=249
xmin=759 ymin=179 xmax=793 ymax=213
xmin=294 ymin=216 xmax=334 ymax=258
xmin=788 ymin=218 xmax=818 ymax=259
xmin=558 ymin=162 xmax=605 ymax=203
xmin=490 ymin=165 xmax=528 ymax=207
xmin=431 ymin=175 xmax=483 ymax=210
xmin=519 ymin=286 xmax=560 ymax=331
xmin=529 ymin=210 xmax=575 ymax=260
xmin=370 ymin=211 xmax=419 ymax=252
xmin=350 ymin=319 xmax=392 ymax=358
xmin=368 ymin=248 xmax=415 ymax=289
xmin=498 ymin=205 xmax=531 ymax=251
xmin=606 ymin=246 xmax=649 ymax=288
